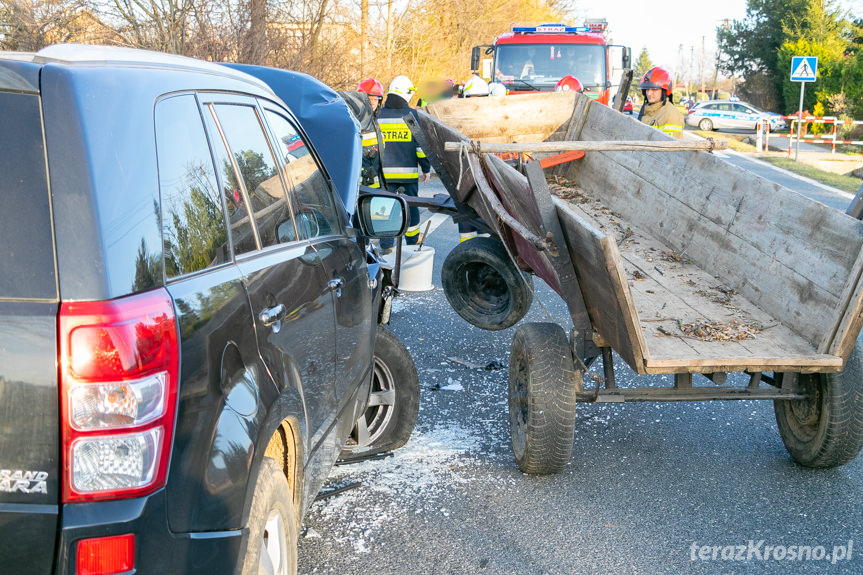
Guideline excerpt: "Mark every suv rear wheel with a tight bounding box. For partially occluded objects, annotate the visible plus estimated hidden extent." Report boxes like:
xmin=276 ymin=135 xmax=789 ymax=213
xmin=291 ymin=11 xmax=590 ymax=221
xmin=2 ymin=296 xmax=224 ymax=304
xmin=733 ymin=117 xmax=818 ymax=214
xmin=241 ymin=458 xmax=297 ymax=575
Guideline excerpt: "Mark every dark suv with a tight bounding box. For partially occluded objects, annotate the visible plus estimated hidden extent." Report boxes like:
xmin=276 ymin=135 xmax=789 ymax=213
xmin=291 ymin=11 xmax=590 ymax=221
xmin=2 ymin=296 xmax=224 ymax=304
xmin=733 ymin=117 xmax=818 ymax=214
xmin=0 ymin=44 xmax=412 ymax=574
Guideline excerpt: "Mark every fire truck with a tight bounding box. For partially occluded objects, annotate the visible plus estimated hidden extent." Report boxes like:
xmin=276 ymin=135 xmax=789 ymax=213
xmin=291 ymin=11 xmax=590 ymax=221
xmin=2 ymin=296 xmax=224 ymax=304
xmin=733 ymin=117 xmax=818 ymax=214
xmin=471 ymin=21 xmax=631 ymax=105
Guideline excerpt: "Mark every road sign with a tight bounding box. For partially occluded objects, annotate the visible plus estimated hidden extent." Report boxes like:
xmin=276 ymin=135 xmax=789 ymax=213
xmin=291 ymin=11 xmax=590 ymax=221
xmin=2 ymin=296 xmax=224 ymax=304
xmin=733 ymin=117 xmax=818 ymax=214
xmin=790 ymin=56 xmax=818 ymax=82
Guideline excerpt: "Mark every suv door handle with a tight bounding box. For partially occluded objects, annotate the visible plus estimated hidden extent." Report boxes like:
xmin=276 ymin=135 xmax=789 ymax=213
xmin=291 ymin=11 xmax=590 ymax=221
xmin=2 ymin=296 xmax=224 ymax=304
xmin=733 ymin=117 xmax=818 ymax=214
xmin=259 ymin=304 xmax=287 ymax=326
xmin=328 ymin=278 xmax=344 ymax=297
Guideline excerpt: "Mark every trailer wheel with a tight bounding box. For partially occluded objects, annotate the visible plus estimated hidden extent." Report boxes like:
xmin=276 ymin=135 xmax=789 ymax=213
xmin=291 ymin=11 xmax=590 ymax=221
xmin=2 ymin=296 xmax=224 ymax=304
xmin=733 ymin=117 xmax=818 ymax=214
xmin=340 ymin=326 xmax=419 ymax=460
xmin=698 ymin=118 xmax=714 ymax=131
xmin=508 ymin=323 xmax=581 ymax=474
xmin=774 ymin=338 xmax=863 ymax=469
xmin=442 ymin=236 xmax=533 ymax=331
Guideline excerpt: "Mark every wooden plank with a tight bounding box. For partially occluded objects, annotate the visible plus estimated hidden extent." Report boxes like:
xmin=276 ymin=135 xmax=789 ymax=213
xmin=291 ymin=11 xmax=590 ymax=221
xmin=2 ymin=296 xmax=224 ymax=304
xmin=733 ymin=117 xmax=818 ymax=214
xmin=553 ymin=197 xmax=646 ymax=372
xmin=426 ymin=92 xmax=576 ymax=143
xmin=443 ymin=139 xmax=728 ymax=153
xmin=826 ymin=246 xmax=863 ymax=358
xmin=565 ymin=103 xmax=863 ymax=352
xmin=524 ymin=160 xmax=592 ymax=336
xmin=414 ymin=112 xmax=478 ymax=203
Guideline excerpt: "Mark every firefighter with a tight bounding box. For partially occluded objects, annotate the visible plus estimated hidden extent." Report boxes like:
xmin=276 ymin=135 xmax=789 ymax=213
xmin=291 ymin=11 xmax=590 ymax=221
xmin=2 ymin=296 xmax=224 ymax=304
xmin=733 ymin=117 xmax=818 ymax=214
xmin=554 ymin=75 xmax=584 ymax=93
xmin=488 ymin=82 xmax=507 ymax=97
xmin=377 ymin=75 xmax=431 ymax=251
xmin=356 ymin=78 xmax=385 ymax=188
xmin=461 ymin=75 xmax=490 ymax=97
xmin=637 ymin=66 xmax=684 ymax=139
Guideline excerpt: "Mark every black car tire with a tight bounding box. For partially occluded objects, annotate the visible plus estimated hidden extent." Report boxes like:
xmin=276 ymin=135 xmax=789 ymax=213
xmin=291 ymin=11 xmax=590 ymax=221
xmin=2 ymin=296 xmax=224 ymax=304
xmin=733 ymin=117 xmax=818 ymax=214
xmin=241 ymin=458 xmax=297 ymax=575
xmin=698 ymin=118 xmax=714 ymax=131
xmin=341 ymin=326 xmax=419 ymax=460
xmin=774 ymin=338 xmax=863 ymax=469
xmin=508 ymin=323 xmax=581 ymax=474
xmin=442 ymin=236 xmax=533 ymax=331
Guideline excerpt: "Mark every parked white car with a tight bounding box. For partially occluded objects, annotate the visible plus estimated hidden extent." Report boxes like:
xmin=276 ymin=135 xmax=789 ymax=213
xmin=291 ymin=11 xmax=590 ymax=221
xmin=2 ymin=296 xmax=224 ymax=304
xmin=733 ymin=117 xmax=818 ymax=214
xmin=685 ymin=100 xmax=787 ymax=131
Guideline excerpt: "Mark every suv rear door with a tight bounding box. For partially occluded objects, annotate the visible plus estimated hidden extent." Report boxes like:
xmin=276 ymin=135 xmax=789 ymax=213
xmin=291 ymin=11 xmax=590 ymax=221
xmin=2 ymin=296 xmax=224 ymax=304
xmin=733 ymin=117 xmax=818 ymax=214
xmin=0 ymin=80 xmax=61 ymax=574
xmin=201 ymin=96 xmax=339 ymax=450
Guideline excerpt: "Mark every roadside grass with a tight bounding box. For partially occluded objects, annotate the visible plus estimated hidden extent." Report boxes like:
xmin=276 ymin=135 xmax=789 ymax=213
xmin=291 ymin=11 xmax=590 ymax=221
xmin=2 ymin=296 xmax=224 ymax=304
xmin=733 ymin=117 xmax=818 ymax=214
xmin=757 ymin=157 xmax=862 ymax=193
xmin=690 ymin=129 xmax=861 ymax=192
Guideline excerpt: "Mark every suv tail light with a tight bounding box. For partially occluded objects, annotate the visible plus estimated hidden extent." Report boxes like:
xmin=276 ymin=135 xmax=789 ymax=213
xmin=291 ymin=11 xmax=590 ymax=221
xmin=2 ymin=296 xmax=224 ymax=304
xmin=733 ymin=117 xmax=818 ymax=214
xmin=60 ymin=289 xmax=179 ymax=503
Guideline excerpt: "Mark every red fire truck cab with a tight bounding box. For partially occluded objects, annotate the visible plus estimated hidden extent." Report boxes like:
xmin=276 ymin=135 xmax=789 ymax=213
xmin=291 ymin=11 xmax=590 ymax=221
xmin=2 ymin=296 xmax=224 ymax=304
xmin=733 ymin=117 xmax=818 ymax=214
xmin=471 ymin=21 xmax=631 ymax=104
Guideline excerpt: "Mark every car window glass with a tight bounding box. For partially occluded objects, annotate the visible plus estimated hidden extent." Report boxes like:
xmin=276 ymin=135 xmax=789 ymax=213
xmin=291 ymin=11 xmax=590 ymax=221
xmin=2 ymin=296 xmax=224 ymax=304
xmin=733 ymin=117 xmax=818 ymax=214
xmin=212 ymin=104 xmax=295 ymax=250
xmin=0 ymin=91 xmax=57 ymax=300
xmin=733 ymin=104 xmax=749 ymax=113
xmin=202 ymin=105 xmax=257 ymax=256
xmin=265 ymin=110 xmax=342 ymax=239
xmin=155 ymin=95 xmax=230 ymax=278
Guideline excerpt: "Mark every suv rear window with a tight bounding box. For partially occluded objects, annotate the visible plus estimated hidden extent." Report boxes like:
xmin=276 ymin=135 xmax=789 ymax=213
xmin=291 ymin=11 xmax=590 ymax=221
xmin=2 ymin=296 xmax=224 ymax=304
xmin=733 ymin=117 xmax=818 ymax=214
xmin=0 ymin=91 xmax=57 ymax=300
xmin=156 ymin=94 xmax=231 ymax=278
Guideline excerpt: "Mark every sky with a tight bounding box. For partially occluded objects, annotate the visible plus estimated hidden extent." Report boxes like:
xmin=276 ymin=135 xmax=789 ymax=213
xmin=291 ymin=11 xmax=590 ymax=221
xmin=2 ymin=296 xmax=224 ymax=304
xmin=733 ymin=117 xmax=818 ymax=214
xmin=574 ymin=0 xmax=863 ymax=79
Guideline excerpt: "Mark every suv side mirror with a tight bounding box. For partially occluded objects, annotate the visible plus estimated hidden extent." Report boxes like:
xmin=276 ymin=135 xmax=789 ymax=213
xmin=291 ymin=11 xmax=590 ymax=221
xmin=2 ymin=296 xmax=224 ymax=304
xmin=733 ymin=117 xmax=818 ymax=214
xmin=356 ymin=192 xmax=408 ymax=238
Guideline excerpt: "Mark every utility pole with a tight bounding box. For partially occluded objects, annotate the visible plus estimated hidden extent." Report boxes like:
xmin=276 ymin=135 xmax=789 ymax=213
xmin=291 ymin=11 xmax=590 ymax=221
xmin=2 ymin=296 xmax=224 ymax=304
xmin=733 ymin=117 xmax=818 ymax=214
xmin=688 ymin=45 xmax=694 ymax=101
xmin=699 ymin=36 xmax=705 ymax=102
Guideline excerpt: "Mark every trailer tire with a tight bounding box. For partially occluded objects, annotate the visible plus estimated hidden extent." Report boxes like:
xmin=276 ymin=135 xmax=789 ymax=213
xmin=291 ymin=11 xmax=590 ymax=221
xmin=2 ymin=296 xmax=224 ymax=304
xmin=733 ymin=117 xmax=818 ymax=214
xmin=442 ymin=236 xmax=533 ymax=331
xmin=340 ymin=326 xmax=419 ymax=460
xmin=508 ymin=323 xmax=581 ymax=474
xmin=774 ymin=338 xmax=863 ymax=469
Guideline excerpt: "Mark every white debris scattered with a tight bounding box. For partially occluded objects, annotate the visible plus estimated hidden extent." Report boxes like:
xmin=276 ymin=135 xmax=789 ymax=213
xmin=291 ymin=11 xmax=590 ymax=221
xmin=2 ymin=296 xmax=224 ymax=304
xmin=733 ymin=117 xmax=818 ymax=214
xmin=440 ymin=378 xmax=464 ymax=391
xmin=305 ymin=423 xmax=495 ymax=555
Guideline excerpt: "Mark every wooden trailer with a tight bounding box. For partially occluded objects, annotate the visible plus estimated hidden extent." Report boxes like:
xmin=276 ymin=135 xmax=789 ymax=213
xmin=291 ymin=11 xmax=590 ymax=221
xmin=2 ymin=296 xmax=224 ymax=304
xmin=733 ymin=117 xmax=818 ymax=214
xmin=405 ymin=91 xmax=863 ymax=474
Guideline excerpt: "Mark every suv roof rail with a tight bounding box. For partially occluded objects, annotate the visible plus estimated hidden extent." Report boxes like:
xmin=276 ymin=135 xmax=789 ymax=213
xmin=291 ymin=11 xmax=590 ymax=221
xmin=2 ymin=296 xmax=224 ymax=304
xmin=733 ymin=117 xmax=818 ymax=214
xmin=29 ymin=44 xmax=272 ymax=93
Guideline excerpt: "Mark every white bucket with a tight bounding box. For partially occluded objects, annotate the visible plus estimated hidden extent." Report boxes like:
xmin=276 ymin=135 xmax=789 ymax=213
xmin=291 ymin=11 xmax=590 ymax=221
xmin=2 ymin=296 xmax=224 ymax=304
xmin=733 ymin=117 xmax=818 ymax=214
xmin=398 ymin=245 xmax=435 ymax=291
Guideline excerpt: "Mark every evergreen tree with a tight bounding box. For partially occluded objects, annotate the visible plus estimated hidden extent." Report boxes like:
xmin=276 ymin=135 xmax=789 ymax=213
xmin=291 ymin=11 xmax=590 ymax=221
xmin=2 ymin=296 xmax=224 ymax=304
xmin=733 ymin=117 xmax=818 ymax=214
xmin=629 ymin=47 xmax=652 ymax=100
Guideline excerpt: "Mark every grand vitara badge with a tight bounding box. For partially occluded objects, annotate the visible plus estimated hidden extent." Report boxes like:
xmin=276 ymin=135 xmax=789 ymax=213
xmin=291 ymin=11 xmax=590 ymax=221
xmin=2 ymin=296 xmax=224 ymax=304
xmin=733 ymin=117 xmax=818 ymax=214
xmin=0 ymin=469 xmax=49 ymax=494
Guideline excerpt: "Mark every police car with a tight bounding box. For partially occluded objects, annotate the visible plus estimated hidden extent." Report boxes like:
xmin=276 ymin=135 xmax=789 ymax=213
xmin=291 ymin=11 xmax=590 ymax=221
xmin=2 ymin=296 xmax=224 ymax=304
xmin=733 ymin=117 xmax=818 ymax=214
xmin=685 ymin=99 xmax=787 ymax=132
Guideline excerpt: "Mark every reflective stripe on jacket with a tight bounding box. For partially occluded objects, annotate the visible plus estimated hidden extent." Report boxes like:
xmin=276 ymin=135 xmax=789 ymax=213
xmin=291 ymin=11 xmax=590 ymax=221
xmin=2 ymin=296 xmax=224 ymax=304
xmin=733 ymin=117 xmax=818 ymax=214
xmin=640 ymin=100 xmax=685 ymax=139
xmin=378 ymin=96 xmax=430 ymax=183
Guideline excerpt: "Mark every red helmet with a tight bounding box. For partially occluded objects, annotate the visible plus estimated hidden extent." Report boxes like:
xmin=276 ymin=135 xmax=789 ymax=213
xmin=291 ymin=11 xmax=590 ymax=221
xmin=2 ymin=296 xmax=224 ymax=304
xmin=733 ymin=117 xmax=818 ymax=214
xmin=357 ymin=78 xmax=384 ymax=97
xmin=554 ymin=75 xmax=584 ymax=93
xmin=639 ymin=67 xmax=672 ymax=96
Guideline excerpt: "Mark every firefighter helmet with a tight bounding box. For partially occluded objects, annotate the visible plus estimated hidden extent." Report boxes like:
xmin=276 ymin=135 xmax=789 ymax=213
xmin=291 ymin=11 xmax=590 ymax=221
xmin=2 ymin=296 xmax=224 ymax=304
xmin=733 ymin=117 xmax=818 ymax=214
xmin=388 ymin=75 xmax=416 ymax=101
xmin=463 ymin=75 xmax=489 ymax=97
xmin=488 ymin=82 xmax=507 ymax=97
xmin=639 ymin=67 xmax=673 ymax=96
xmin=357 ymin=78 xmax=384 ymax=97
xmin=554 ymin=75 xmax=584 ymax=93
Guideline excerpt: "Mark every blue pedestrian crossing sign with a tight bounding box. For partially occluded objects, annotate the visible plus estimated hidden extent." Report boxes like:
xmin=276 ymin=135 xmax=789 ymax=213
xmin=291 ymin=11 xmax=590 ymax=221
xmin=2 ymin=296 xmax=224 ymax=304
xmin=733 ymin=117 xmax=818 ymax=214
xmin=790 ymin=56 xmax=818 ymax=82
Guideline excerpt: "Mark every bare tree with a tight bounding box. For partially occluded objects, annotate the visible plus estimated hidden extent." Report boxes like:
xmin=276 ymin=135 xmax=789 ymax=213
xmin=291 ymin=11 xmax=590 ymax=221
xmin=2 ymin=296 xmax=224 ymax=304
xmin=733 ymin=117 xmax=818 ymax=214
xmin=1 ymin=0 xmax=92 ymax=51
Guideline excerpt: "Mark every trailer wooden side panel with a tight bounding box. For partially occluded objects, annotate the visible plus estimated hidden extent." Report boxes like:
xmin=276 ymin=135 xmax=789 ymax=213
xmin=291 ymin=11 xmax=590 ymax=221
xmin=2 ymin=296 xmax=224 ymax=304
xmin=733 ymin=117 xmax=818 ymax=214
xmin=553 ymin=198 xmax=646 ymax=371
xmin=558 ymin=95 xmax=863 ymax=357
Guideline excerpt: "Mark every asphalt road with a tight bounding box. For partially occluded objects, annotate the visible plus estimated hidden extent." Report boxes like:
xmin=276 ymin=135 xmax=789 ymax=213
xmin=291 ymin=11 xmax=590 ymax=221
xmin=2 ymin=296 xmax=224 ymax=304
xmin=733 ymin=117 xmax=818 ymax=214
xmin=298 ymin=164 xmax=863 ymax=574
